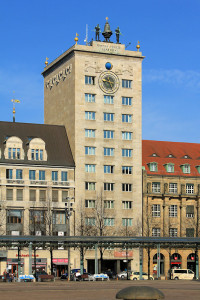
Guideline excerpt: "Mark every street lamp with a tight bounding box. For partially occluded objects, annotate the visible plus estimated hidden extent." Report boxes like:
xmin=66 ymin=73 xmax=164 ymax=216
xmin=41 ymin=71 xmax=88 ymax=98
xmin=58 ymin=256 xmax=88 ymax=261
xmin=65 ymin=197 xmax=74 ymax=281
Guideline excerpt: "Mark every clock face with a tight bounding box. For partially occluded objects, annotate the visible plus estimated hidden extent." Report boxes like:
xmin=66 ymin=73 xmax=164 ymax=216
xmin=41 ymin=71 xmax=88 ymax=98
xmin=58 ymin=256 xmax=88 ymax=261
xmin=99 ymin=71 xmax=119 ymax=94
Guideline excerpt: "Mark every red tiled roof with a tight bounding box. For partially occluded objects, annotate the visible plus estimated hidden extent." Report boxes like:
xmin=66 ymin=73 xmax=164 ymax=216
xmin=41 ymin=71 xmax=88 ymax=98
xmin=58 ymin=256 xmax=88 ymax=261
xmin=142 ymin=140 xmax=200 ymax=177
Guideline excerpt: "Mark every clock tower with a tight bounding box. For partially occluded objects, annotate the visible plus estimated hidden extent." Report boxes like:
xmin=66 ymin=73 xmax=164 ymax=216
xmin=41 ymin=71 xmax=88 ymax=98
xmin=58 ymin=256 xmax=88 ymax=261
xmin=42 ymin=21 xmax=144 ymax=272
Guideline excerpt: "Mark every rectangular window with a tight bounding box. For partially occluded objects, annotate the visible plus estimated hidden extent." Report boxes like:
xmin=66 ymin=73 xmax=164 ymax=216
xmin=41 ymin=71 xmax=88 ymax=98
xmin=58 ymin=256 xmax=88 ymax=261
xmin=122 ymin=183 xmax=132 ymax=192
xmin=104 ymin=165 xmax=114 ymax=174
xmin=62 ymin=190 xmax=68 ymax=202
xmin=122 ymin=131 xmax=132 ymax=140
xmin=85 ymin=182 xmax=96 ymax=191
xmin=40 ymin=150 xmax=43 ymax=160
xmin=39 ymin=170 xmax=45 ymax=181
xmin=122 ymin=97 xmax=132 ymax=106
xmin=104 ymin=218 xmax=114 ymax=226
xmin=122 ymin=201 xmax=132 ymax=209
xmin=186 ymin=228 xmax=194 ymax=237
xmin=167 ymin=164 xmax=174 ymax=173
xmin=169 ymin=205 xmax=178 ymax=217
xmin=85 ymin=93 xmax=95 ymax=103
xmin=104 ymin=200 xmax=114 ymax=209
xmin=53 ymin=211 xmax=66 ymax=225
xmin=122 ymin=114 xmax=132 ymax=123
xmin=183 ymin=165 xmax=190 ymax=174
xmin=61 ymin=171 xmax=68 ymax=181
xmin=104 ymin=183 xmax=114 ymax=191
xmin=85 ymin=129 xmax=95 ymax=138
xmin=122 ymin=166 xmax=132 ymax=174
xmin=6 ymin=169 xmax=13 ymax=179
xmin=29 ymin=189 xmax=36 ymax=201
xmin=104 ymin=113 xmax=114 ymax=122
xmin=104 ymin=130 xmax=114 ymax=139
xmin=6 ymin=189 xmax=13 ymax=201
xmin=52 ymin=171 xmax=58 ymax=181
xmin=169 ymin=183 xmax=177 ymax=193
xmin=122 ymin=79 xmax=132 ymax=88
xmin=169 ymin=228 xmax=178 ymax=237
xmin=85 ymin=217 xmax=96 ymax=226
xmin=16 ymin=169 xmax=23 ymax=180
xmin=17 ymin=189 xmax=23 ymax=201
xmin=152 ymin=204 xmax=161 ymax=217
xmin=186 ymin=184 xmax=194 ymax=194
xmin=35 ymin=149 xmax=39 ymax=160
xmin=152 ymin=228 xmax=160 ymax=237
xmin=85 ymin=164 xmax=96 ymax=173
xmin=85 ymin=76 xmax=95 ymax=85
xmin=12 ymin=148 xmax=16 ymax=159
xmin=17 ymin=148 xmax=20 ymax=159
xmin=104 ymin=147 xmax=114 ymax=156
xmin=52 ymin=190 xmax=58 ymax=202
xmin=122 ymin=218 xmax=132 ymax=226
xmin=149 ymin=163 xmax=157 ymax=172
xmin=85 ymin=146 xmax=96 ymax=155
xmin=186 ymin=205 xmax=194 ymax=218
xmin=29 ymin=170 xmax=36 ymax=180
xmin=8 ymin=148 xmax=12 ymax=159
xmin=122 ymin=149 xmax=132 ymax=157
xmin=104 ymin=95 xmax=114 ymax=104
xmin=31 ymin=149 xmax=34 ymax=160
xmin=7 ymin=210 xmax=23 ymax=224
xmin=39 ymin=190 xmax=46 ymax=201
xmin=85 ymin=111 xmax=96 ymax=120
xmin=85 ymin=200 xmax=96 ymax=208
xmin=152 ymin=182 xmax=161 ymax=193
xmin=30 ymin=210 xmax=45 ymax=225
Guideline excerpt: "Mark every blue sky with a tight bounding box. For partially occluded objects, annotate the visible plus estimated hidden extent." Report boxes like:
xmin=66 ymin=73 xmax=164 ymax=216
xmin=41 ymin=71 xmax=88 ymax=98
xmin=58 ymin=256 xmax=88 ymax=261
xmin=0 ymin=0 xmax=200 ymax=142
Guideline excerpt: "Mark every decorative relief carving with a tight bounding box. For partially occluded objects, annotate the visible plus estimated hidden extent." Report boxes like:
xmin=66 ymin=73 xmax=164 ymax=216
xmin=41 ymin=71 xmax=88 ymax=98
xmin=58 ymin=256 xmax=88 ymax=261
xmin=85 ymin=61 xmax=102 ymax=73
xmin=115 ymin=65 xmax=133 ymax=76
xmin=45 ymin=64 xmax=72 ymax=89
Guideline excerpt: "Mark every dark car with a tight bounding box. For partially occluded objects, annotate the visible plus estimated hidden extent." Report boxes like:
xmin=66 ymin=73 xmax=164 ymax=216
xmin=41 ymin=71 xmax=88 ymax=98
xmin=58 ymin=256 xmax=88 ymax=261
xmin=104 ymin=270 xmax=117 ymax=279
xmin=34 ymin=271 xmax=48 ymax=281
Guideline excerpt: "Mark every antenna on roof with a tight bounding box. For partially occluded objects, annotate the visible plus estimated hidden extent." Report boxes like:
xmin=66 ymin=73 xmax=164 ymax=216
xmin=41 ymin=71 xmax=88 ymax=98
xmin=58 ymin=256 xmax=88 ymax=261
xmin=84 ymin=24 xmax=89 ymax=45
xmin=125 ymin=42 xmax=131 ymax=49
xmin=11 ymin=92 xmax=20 ymax=122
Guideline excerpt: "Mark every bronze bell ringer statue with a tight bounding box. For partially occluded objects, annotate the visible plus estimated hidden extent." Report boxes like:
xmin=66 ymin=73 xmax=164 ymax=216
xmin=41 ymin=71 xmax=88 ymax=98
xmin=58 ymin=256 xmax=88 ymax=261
xmin=102 ymin=17 xmax=113 ymax=42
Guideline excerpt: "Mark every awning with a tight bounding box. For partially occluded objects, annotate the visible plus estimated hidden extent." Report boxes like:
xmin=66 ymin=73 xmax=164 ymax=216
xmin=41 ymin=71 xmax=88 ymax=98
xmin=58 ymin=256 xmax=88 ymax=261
xmin=52 ymin=258 xmax=68 ymax=265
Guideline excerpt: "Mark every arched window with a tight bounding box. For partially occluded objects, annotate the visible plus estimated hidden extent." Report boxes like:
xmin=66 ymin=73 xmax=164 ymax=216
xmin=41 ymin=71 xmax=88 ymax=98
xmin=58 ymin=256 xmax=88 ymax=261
xmin=4 ymin=136 xmax=24 ymax=160
xmin=27 ymin=138 xmax=47 ymax=161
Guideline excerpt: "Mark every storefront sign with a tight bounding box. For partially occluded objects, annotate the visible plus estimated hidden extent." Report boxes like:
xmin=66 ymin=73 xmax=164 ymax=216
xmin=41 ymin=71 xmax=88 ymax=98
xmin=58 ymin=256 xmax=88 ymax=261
xmin=114 ymin=251 xmax=133 ymax=258
xmin=52 ymin=258 xmax=68 ymax=264
xmin=15 ymin=254 xmax=39 ymax=257
xmin=0 ymin=251 xmax=7 ymax=258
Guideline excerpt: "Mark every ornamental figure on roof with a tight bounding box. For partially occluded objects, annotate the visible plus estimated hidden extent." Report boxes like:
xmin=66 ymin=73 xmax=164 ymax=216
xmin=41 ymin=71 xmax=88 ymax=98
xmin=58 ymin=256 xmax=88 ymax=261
xmin=95 ymin=24 xmax=101 ymax=41
xmin=115 ymin=27 xmax=121 ymax=44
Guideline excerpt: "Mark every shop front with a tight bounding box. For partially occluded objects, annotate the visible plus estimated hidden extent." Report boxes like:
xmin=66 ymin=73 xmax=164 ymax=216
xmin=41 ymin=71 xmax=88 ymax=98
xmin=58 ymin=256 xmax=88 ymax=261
xmin=52 ymin=258 xmax=68 ymax=277
xmin=7 ymin=258 xmax=24 ymax=276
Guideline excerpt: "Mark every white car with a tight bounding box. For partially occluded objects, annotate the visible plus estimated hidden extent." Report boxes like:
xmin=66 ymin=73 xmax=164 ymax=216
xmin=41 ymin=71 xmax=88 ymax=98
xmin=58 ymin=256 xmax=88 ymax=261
xmin=117 ymin=271 xmax=129 ymax=279
xmin=130 ymin=271 xmax=154 ymax=280
xmin=92 ymin=273 xmax=109 ymax=281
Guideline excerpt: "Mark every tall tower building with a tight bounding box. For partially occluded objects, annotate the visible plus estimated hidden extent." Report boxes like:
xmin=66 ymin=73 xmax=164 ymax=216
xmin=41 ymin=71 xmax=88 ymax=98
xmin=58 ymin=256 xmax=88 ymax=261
xmin=42 ymin=21 xmax=144 ymax=271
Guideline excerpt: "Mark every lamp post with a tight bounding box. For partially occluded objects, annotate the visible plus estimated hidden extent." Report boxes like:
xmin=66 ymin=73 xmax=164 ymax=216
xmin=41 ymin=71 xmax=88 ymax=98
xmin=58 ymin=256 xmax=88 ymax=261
xmin=65 ymin=197 xmax=74 ymax=281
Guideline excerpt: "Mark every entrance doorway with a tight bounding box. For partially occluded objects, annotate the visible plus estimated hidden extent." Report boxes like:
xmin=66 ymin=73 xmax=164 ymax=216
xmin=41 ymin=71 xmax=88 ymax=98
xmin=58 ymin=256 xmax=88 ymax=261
xmin=171 ymin=253 xmax=182 ymax=269
xmin=153 ymin=253 xmax=165 ymax=275
xmin=187 ymin=253 xmax=195 ymax=272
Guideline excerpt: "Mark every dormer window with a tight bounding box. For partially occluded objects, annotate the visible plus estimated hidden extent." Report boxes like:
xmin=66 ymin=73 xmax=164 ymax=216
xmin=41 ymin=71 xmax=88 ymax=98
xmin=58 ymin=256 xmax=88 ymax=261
xmin=149 ymin=162 xmax=158 ymax=172
xmin=152 ymin=153 xmax=157 ymax=157
xmin=168 ymin=154 xmax=174 ymax=158
xmin=4 ymin=136 xmax=24 ymax=160
xmin=8 ymin=148 xmax=21 ymax=159
xmin=31 ymin=149 xmax=43 ymax=161
xmin=27 ymin=138 xmax=47 ymax=161
xmin=181 ymin=164 xmax=190 ymax=174
xmin=196 ymin=166 xmax=200 ymax=174
xmin=165 ymin=163 xmax=174 ymax=173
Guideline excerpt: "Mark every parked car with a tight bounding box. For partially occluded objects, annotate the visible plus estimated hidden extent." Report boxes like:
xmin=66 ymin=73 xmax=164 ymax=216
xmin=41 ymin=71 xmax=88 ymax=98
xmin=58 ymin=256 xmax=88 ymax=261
xmin=117 ymin=271 xmax=131 ymax=279
xmin=75 ymin=273 xmax=95 ymax=281
xmin=92 ymin=273 xmax=109 ymax=281
xmin=34 ymin=271 xmax=48 ymax=281
xmin=104 ymin=270 xmax=117 ymax=279
xmin=171 ymin=269 xmax=194 ymax=280
xmin=130 ymin=271 xmax=154 ymax=280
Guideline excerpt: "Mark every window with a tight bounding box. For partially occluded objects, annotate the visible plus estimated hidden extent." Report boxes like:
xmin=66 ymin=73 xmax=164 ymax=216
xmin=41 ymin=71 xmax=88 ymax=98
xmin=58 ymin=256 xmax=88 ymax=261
xmin=62 ymin=191 xmax=68 ymax=202
xmin=52 ymin=190 xmax=58 ymax=202
xmin=122 ymin=114 xmax=132 ymax=123
xmin=61 ymin=171 xmax=68 ymax=181
xmin=122 ymin=183 xmax=132 ymax=192
xmin=122 ymin=149 xmax=132 ymax=157
xmin=85 ymin=93 xmax=95 ymax=103
xmin=6 ymin=189 xmax=13 ymax=201
xmin=186 ymin=184 xmax=194 ymax=194
xmin=169 ymin=228 xmax=178 ymax=237
xmin=30 ymin=210 xmax=45 ymax=225
xmin=186 ymin=228 xmax=194 ymax=237
xmin=104 ymin=95 xmax=114 ymax=104
xmin=122 ymin=131 xmax=132 ymax=140
xmin=7 ymin=210 xmax=23 ymax=224
xmin=85 ymin=182 xmax=96 ymax=191
xmin=39 ymin=170 xmax=45 ymax=181
xmin=16 ymin=169 xmax=23 ymax=180
xmin=104 ymin=165 xmax=114 ymax=174
xmin=17 ymin=189 xmax=23 ymax=201
xmin=104 ymin=200 xmax=114 ymax=209
xmin=85 ymin=129 xmax=95 ymax=138
xmin=29 ymin=170 xmax=36 ymax=180
xmin=8 ymin=148 xmax=21 ymax=159
xmin=104 ymin=183 xmax=114 ymax=191
xmin=6 ymin=169 xmax=13 ymax=179
xmin=169 ymin=183 xmax=177 ymax=194
xmin=122 ymin=97 xmax=132 ymax=106
xmin=122 ymin=166 xmax=132 ymax=174
xmin=52 ymin=171 xmax=58 ymax=181
xmin=152 ymin=228 xmax=160 ymax=237
xmin=122 ymin=79 xmax=132 ymax=88
xmin=169 ymin=205 xmax=178 ymax=217
xmin=152 ymin=182 xmax=161 ymax=193
xmin=104 ymin=148 xmax=114 ymax=156
xmin=53 ymin=211 xmax=66 ymax=225
xmin=122 ymin=218 xmax=132 ymax=226
xmin=104 ymin=130 xmax=114 ymax=139
xmin=85 ymin=146 xmax=96 ymax=155
xmin=85 ymin=200 xmax=95 ymax=208
xmin=186 ymin=205 xmax=194 ymax=218
xmin=85 ymin=76 xmax=95 ymax=85
xmin=29 ymin=189 xmax=36 ymax=201
xmin=104 ymin=218 xmax=114 ymax=226
xmin=149 ymin=163 xmax=157 ymax=172
xmin=166 ymin=163 xmax=174 ymax=173
xmin=104 ymin=113 xmax=114 ymax=122
xmin=152 ymin=204 xmax=160 ymax=217
xmin=85 ymin=217 xmax=96 ymax=226
xmin=182 ymin=164 xmax=190 ymax=174
xmin=85 ymin=111 xmax=96 ymax=120
xmin=40 ymin=150 xmax=43 ymax=160
xmin=39 ymin=190 xmax=46 ymax=201
xmin=122 ymin=201 xmax=132 ymax=209
xmin=85 ymin=164 xmax=96 ymax=173
xmin=31 ymin=149 xmax=43 ymax=161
